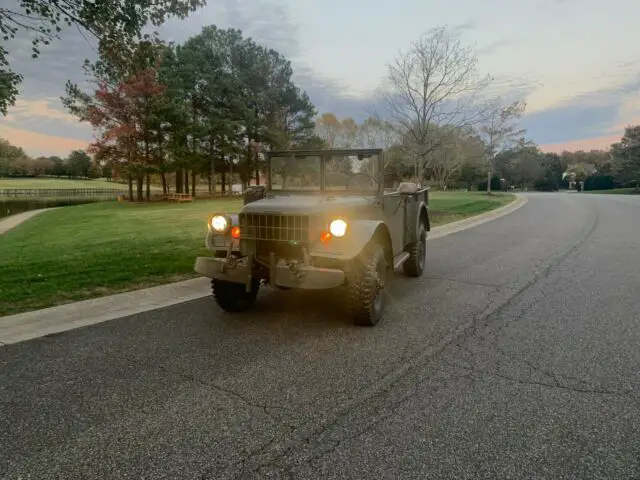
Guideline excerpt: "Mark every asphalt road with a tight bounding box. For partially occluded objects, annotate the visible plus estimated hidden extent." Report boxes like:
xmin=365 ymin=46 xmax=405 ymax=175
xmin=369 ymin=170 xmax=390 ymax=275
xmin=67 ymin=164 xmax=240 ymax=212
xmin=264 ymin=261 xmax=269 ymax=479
xmin=2 ymin=192 xmax=640 ymax=480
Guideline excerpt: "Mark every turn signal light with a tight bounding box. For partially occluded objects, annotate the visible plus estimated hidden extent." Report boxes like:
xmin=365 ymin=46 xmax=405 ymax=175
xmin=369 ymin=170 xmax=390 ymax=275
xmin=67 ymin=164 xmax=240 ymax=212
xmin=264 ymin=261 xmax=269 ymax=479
xmin=231 ymin=226 xmax=241 ymax=239
xmin=320 ymin=231 xmax=332 ymax=243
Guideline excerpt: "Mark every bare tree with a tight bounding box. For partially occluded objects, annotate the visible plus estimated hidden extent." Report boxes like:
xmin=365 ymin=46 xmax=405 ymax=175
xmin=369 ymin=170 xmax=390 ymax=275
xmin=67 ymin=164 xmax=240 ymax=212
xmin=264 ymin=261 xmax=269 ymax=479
xmin=478 ymin=99 xmax=527 ymax=193
xmin=357 ymin=117 xmax=397 ymax=150
xmin=378 ymin=26 xmax=491 ymax=182
xmin=429 ymin=126 xmax=485 ymax=189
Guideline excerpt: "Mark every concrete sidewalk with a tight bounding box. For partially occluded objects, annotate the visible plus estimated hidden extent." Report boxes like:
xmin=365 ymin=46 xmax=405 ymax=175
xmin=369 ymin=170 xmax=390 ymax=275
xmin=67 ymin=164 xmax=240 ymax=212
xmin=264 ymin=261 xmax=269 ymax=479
xmin=0 ymin=208 xmax=58 ymax=235
xmin=0 ymin=194 xmax=527 ymax=345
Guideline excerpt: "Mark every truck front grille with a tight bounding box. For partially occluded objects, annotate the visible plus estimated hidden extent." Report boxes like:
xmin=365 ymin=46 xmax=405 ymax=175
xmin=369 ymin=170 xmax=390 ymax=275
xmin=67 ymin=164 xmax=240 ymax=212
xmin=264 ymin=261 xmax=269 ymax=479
xmin=239 ymin=213 xmax=310 ymax=242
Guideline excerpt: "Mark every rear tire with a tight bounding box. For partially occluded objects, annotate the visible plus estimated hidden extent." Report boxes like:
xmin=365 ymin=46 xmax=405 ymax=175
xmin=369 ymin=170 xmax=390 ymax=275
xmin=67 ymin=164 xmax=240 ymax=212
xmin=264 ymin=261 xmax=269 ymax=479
xmin=212 ymin=279 xmax=259 ymax=312
xmin=348 ymin=244 xmax=388 ymax=326
xmin=403 ymin=222 xmax=426 ymax=277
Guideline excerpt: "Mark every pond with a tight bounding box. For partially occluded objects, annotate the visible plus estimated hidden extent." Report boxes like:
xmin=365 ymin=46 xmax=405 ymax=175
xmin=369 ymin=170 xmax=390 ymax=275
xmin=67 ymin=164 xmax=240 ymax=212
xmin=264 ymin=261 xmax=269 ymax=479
xmin=0 ymin=198 xmax=104 ymax=219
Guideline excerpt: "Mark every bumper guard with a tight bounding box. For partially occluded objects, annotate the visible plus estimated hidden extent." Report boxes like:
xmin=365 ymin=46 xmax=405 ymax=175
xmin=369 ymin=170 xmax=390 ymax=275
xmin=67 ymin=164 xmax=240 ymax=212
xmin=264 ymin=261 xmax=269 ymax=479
xmin=194 ymin=255 xmax=345 ymax=290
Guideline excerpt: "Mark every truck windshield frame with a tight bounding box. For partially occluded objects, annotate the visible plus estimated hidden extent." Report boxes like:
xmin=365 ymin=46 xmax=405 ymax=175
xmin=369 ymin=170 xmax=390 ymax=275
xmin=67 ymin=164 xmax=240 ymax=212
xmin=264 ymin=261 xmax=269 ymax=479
xmin=266 ymin=149 xmax=384 ymax=199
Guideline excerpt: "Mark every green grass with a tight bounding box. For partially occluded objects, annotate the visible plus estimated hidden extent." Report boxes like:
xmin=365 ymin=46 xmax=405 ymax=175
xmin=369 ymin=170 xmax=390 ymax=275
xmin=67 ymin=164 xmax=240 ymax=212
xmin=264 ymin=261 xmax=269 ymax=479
xmin=0 ymin=177 xmax=132 ymax=190
xmin=583 ymin=188 xmax=640 ymax=195
xmin=0 ymin=191 xmax=513 ymax=315
xmin=0 ymin=177 xmax=214 ymax=191
xmin=428 ymin=191 xmax=514 ymax=225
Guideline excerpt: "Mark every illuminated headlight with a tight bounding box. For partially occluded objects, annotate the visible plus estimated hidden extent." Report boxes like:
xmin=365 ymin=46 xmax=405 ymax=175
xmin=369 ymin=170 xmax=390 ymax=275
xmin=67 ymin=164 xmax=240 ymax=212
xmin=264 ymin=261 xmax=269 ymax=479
xmin=211 ymin=215 xmax=228 ymax=232
xmin=329 ymin=219 xmax=347 ymax=237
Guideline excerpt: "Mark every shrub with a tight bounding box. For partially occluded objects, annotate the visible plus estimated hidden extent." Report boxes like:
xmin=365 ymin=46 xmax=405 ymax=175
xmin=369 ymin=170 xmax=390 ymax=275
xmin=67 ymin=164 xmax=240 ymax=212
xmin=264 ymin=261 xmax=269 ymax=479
xmin=584 ymin=175 xmax=615 ymax=191
xmin=477 ymin=175 xmax=503 ymax=192
xmin=533 ymin=178 xmax=556 ymax=191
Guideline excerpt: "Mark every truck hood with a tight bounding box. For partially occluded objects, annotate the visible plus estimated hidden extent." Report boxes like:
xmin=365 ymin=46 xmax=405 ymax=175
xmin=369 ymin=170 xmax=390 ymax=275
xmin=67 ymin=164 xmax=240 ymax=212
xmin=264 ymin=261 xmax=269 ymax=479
xmin=241 ymin=194 xmax=377 ymax=215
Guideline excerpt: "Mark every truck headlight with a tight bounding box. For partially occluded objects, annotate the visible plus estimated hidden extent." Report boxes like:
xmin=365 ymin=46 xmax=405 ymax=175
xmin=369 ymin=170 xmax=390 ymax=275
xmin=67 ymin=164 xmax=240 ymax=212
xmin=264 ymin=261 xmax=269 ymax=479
xmin=211 ymin=215 xmax=228 ymax=232
xmin=329 ymin=219 xmax=347 ymax=237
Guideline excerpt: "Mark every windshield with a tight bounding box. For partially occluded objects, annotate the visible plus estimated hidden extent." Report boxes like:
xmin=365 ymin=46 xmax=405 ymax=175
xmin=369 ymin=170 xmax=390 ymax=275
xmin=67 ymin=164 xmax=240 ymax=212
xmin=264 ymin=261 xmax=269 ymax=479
xmin=269 ymin=153 xmax=380 ymax=192
xmin=270 ymin=155 xmax=321 ymax=191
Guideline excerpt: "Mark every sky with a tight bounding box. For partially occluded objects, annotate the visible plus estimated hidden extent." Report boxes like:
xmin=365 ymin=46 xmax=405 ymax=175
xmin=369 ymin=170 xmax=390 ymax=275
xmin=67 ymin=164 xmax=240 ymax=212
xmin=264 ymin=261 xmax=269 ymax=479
xmin=1 ymin=0 xmax=639 ymax=157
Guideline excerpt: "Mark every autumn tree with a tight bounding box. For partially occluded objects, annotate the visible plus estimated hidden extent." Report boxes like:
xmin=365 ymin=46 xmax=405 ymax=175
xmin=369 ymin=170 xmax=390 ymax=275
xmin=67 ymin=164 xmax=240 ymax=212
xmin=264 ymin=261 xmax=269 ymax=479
xmin=81 ymin=66 xmax=166 ymax=201
xmin=316 ymin=114 xmax=361 ymax=149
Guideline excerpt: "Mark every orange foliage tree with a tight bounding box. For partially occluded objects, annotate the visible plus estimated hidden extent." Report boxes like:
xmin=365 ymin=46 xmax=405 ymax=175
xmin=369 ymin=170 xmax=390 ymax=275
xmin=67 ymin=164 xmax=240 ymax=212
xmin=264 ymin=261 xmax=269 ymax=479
xmin=86 ymin=67 xmax=166 ymax=201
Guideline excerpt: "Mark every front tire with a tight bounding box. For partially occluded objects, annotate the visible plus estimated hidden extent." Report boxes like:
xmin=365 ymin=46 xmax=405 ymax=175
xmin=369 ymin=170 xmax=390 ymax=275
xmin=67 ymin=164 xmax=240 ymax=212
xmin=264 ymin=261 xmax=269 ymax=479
xmin=403 ymin=222 xmax=426 ymax=277
xmin=212 ymin=279 xmax=259 ymax=312
xmin=348 ymin=244 xmax=388 ymax=326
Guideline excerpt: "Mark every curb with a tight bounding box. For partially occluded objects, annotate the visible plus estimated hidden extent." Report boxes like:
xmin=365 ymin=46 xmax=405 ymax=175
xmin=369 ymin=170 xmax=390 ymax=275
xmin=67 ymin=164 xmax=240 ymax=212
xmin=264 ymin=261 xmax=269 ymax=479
xmin=427 ymin=193 xmax=528 ymax=240
xmin=0 ymin=193 xmax=527 ymax=345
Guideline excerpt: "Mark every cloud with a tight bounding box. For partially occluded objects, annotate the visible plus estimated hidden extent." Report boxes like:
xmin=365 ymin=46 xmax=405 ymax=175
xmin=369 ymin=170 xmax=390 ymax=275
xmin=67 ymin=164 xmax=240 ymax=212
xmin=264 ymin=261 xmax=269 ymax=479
xmin=8 ymin=99 xmax=78 ymax=123
xmin=3 ymin=0 xmax=639 ymax=157
xmin=521 ymin=72 xmax=640 ymax=145
xmin=0 ymin=126 xmax=89 ymax=157
xmin=477 ymin=38 xmax=511 ymax=55
xmin=539 ymin=134 xmax=620 ymax=153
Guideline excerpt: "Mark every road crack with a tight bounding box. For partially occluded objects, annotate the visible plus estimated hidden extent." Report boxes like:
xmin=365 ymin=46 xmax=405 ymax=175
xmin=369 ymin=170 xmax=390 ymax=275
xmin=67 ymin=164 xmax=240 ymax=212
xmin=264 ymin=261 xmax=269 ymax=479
xmin=210 ymin=204 xmax=605 ymax=478
xmin=446 ymin=359 xmax=637 ymax=398
xmin=422 ymin=276 xmax=504 ymax=288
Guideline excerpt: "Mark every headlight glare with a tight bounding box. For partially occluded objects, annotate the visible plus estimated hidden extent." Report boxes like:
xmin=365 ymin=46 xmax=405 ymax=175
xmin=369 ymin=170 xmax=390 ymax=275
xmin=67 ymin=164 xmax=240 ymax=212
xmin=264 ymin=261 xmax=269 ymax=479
xmin=329 ymin=218 xmax=347 ymax=237
xmin=211 ymin=215 xmax=228 ymax=232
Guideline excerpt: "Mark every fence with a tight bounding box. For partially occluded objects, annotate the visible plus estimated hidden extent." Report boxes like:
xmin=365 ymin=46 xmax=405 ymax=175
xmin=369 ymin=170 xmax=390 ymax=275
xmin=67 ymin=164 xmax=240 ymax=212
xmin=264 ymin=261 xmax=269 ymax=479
xmin=0 ymin=188 xmax=124 ymax=199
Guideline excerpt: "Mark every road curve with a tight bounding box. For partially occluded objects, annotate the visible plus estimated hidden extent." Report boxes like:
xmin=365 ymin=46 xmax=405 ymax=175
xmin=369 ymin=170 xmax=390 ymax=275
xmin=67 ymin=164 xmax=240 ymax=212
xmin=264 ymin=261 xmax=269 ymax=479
xmin=1 ymin=192 xmax=639 ymax=479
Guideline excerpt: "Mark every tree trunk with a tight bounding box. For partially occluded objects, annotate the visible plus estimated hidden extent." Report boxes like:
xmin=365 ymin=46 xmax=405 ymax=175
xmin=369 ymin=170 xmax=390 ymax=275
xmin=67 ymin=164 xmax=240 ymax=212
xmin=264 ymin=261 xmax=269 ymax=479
xmin=145 ymin=173 xmax=151 ymax=201
xmin=128 ymin=174 xmax=133 ymax=202
xmin=486 ymin=169 xmax=492 ymax=194
xmin=207 ymin=174 xmax=212 ymax=194
xmin=221 ymin=172 xmax=226 ymax=193
xmin=176 ymin=167 xmax=183 ymax=193
xmin=161 ymin=172 xmax=167 ymax=194
xmin=184 ymin=170 xmax=190 ymax=195
xmin=255 ymin=166 xmax=260 ymax=185
xmin=136 ymin=174 xmax=143 ymax=202
xmin=191 ymin=171 xmax=196 ymax=197
xmin=210 ymin=158 xmax=216 ymax=195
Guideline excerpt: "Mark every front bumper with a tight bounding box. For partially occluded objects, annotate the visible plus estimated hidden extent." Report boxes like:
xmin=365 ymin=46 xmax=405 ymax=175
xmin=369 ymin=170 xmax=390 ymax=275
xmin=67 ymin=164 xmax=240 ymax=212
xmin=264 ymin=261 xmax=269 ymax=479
xmin=194 ymin=256 xmax=345 ymax=289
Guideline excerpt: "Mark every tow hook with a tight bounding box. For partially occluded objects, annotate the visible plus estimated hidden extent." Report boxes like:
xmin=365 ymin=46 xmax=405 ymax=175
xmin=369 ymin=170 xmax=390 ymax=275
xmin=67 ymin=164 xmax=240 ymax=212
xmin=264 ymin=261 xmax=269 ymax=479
xmin=288 ymin=261 xmax=304 ymax=280
xmin=220 ymin=255 xmax=236 ymax=273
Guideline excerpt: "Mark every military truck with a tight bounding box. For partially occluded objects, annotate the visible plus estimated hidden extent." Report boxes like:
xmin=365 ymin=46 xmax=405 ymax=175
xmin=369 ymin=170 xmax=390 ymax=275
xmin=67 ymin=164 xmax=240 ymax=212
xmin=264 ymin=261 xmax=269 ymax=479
xmin=194 ymin=148 xmax=430 ymax=326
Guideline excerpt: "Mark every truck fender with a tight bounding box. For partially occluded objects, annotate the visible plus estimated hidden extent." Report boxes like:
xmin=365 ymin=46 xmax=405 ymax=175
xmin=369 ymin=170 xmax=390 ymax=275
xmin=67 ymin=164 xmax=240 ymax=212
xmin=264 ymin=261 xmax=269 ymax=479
xmin=311 ymin=220 xmax=393 ymax=263
xmin=418 ymin=202 xmax=430 ymax=232
xmin=405 ymin=201 xmax=429 ymax=244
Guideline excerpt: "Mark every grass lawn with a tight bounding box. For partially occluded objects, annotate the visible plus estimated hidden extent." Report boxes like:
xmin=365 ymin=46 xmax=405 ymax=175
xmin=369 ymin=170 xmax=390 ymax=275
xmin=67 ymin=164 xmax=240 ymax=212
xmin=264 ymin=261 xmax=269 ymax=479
xmin=0 ymin=177 xmax=214 ymax=191
xmin=0 ymin=191 xmax=513 ymax=315
xmin=0 ymin=178 xmax=132 ymax=190
xmin=583 ymin=188 xmax=640 ymax=195
xmin=428 ymin=191 xmax=514 ymax=225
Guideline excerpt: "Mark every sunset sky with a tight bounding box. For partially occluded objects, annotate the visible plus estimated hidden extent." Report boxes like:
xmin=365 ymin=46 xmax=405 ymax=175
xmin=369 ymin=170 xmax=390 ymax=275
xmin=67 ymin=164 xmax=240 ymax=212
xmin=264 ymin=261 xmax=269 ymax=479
xmin=1 ymin=0 xmax=639 ymax=157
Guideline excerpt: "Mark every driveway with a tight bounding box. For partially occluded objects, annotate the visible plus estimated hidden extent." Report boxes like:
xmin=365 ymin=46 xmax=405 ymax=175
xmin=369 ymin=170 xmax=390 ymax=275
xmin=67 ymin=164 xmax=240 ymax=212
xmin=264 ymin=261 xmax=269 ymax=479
xmin=1 ymin=192 xmax=639 ymax=479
